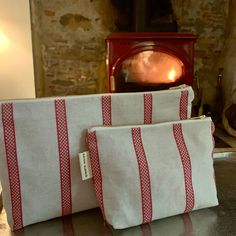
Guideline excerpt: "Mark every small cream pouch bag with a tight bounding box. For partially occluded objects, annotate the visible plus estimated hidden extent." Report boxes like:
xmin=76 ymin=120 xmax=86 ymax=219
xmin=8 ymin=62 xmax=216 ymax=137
xmin=86 ymin=117 xmax=218 ymax=229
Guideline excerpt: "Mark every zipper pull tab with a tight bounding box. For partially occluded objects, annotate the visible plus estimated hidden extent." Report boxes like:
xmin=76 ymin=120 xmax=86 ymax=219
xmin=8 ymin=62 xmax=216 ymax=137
xmin=190 ymin=115 xmax=206 ymax=120
xmin=169 ymin=84 xmax=188 ymax=90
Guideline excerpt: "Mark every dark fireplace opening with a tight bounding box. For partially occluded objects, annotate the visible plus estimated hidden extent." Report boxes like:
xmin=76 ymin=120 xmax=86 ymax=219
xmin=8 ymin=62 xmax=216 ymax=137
xmin=111 ymin=0 xmax=177 ymax=32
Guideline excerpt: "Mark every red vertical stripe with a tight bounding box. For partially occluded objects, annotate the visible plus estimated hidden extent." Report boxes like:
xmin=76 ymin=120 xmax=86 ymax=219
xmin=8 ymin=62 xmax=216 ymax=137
xmin=86 ymin=131 xmax=105 ymax=219
xmin=102 ymin=96 xmax=112 ymax=126
xmin=144 ymin=94 xmax=153 ymax=124
xmin=181 ymin=214 xmax=193 ymax=235
xmin=131 ymin=128 xmax=152 ymax=224
xmin=179 ymin=90 xmax=189 ymax=120
xmin=141 ymin=223 xmax=152 ymax=236
xmin=55 ymin=99 xmax=72 ymax=216
xmin=173 ymin=124 xmax=194 ymax=213
xmin=1 ymin=103 xmax=23 ymax=230
xmin=62 ymin=216 xmax=74 ymax=236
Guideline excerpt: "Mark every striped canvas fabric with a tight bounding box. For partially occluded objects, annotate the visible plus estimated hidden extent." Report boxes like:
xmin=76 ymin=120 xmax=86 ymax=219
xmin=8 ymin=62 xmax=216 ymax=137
xmin=86 ymin=117 xmax=218 ymax=229
xmin=0 ymin=86 xmax=193 ymax=230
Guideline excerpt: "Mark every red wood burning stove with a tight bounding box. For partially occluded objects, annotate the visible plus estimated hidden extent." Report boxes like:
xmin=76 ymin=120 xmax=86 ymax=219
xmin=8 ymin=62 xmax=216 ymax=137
xmin=106 ymin=32 xmax=197 ymax=92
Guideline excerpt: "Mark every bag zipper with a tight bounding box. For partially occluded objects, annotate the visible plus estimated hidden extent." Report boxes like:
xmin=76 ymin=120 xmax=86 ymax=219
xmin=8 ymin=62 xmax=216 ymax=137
xmin=169 ymin=84 xmax=188 ymax=90
xmin=190 ymin=115 xmax=206 ymax=120
xmin=88 ymin=116 xmax=211 ymax=133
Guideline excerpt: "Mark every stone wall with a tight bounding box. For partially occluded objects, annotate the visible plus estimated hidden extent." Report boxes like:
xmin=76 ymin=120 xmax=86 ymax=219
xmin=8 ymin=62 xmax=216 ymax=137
xmin=217 ymin=0 xmax=236 ymax=136
xmin=172 ymin=0 xmax=229 ymax=107
xmin=31 ymin=0 xmax=229 ymax=108
xmin=30 ymin=0 xmax=117 ymax=97
xmin=218 ymin=0 xmax=236 ymax=105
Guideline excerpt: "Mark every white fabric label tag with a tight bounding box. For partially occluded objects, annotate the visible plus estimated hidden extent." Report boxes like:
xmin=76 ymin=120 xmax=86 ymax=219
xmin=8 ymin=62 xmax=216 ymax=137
xmin=79 ymin=151 xmax=93 ymax=180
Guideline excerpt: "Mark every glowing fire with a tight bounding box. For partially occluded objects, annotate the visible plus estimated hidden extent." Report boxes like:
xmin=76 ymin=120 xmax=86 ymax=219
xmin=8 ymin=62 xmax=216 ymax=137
xmin=168 ymin=68 xmax=176 ymax=82
xmin=121 ymin=51 xmax=183 ymax=84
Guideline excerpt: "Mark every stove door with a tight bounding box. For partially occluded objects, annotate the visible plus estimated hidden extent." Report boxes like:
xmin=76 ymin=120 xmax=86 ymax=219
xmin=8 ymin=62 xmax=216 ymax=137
xmin=114 ymin=50 xmax=185 ymax=92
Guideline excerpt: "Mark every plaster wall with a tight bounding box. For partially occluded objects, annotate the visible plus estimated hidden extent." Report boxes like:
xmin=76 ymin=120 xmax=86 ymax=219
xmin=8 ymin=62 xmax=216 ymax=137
xmin=0 ymin=0 xmax=35 ymax=99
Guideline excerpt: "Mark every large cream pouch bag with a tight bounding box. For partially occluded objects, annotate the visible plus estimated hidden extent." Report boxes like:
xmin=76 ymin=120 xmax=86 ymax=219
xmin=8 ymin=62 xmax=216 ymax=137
xmin=0 ymin=86 xmax=193 ymax=230
xmin=86 ymin=117 xmax=218 ymax=229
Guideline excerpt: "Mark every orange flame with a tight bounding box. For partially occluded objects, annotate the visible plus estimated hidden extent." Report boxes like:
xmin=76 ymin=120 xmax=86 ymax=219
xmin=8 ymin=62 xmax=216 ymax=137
xmin=168 ymin=68 xmax=176 ymax=82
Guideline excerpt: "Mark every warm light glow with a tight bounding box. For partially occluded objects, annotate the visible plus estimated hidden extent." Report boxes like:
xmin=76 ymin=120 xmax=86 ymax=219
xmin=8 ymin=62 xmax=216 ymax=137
xmin=121 ymin=51 xmax=183 ymax=84
xmin=0 ymin=30 xmax=10 ymax=52
xmin=168 ymin=68 xmax=176 ymax=82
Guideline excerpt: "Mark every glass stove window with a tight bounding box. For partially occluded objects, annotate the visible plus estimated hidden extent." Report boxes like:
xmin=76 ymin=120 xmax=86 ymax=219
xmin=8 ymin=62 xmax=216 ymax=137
xmin=119 ymin=51 xmax=184 ymax=84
